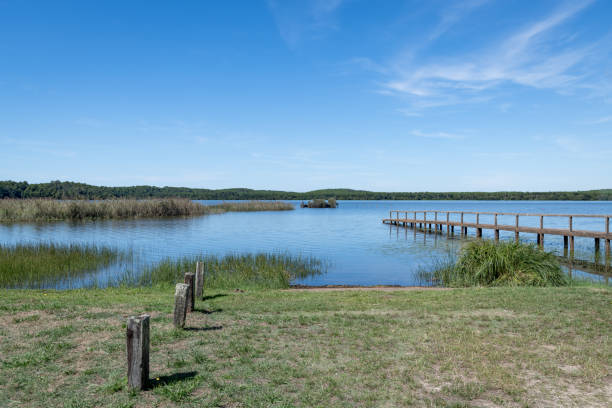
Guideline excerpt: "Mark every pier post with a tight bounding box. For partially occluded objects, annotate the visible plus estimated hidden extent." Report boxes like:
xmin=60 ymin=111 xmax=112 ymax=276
xmin=494 ymin=214 xmax=499 ymax=242
xmin=606 ymin=217 xmax=610 ymax=260
xmin=595 ymin=238 xmax=600 ymax=252
xmin=539 ymin=216 xmax=544 ymax=248
xmin=126 ymin=314 xmax=150 ymax=391
xmin=564 ymin=236 xmax=568 ymax=249
xmin=451 ymin=225 xmax=454 ymax=235
xmin=184 ymin=273 xmax=195 ymax=313
xmin=446 ymin=212 xmax=450 ymax=234
xmin=423 ymin=212 xmax=427 ymax=233
xmin=477 ymin=228 xmax=482 ymax=238
xmin=460 ymin=212 xmax=464 ymax=236
xmin=569 ymin=216 xmax=574 ymax=254
xmin=515 ymin=215 xmax=519 ymax=242
xmin=173 ymin=283 xmax=189 ymax=328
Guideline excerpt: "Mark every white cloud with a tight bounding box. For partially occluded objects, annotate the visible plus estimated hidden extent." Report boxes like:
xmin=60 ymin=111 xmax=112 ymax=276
xmin=267 ymin=0 xmax=345 ymax=48
xmin=380 ymin=1 xmax=600 ymax=108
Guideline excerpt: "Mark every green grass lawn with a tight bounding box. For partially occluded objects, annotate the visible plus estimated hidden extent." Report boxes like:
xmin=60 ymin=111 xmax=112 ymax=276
xmin=0 ymin=286 xmax=610 ymax=407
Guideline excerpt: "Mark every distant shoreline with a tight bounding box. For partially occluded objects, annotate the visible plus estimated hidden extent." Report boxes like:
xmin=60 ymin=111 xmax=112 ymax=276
xmin=1 ymin=180 xmax=611 ymax=201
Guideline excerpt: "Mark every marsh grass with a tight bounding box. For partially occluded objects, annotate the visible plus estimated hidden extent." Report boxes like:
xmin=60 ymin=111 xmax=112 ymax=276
xmin=120 ymin=253 xmax=325 ymax=289
xmin=0 ymin=198 xmax=294 ymax=222
xmin=432 ymin=240 xmax=568 ymax=287
xmin=0 ymin=243 xmax=125 ymax=288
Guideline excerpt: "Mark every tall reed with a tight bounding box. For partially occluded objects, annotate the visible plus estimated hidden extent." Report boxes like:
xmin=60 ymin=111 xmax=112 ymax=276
xmin=0 ymin=199 xmax=294 ymax=222
xmin=432 ymin=241 xmax=568 ymax=287
xmin=119 ymin=253 xmax=325 ymax=289
xmin=0 ymin=243 xmax=125 ymax=288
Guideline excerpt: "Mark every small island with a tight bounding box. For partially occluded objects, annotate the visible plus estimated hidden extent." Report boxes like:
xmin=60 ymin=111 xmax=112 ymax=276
xmin=300 ymin=198 xmax=338 ymax=208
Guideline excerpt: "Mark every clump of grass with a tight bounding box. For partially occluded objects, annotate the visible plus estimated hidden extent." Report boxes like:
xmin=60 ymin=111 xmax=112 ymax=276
xmin=433 ymin=241 xmax=568 ymax=287
xmin=0 ymin=199 xmax=294 ymax=222
xmin=207 ymin=200 xmax=294 ymax=212
xmin=122 ymin=253 xmax=325 ymax=289
xmin=0 ymin=243 xmax=124 ymax=288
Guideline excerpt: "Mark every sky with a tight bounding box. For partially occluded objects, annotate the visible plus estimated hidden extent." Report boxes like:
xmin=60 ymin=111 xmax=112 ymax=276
xmin=1 ymin=0 xmax=611 ymax=192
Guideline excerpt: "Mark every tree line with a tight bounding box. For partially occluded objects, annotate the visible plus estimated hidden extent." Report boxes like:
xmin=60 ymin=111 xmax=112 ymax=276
xmin=1 ymin=180 xmax=611 ymax=201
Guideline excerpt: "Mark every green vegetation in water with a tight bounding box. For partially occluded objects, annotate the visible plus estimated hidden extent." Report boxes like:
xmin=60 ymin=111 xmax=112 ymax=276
xmin=0 ymin=198 xmax=294 ymax=222
xmin=0 ymin=285 xmax=609 ymax=407
xmin=431 ymin=241 xmax=569 ymax=287
xmin=2 ymin=180 xmax=612 ymax=200
xmin=0 ymin=243 xmax=125 ymax=288
xmin=302 ymin=198 xmax=337 ymax=208
xmin=120 ymin=253 xmax=325 ymax=289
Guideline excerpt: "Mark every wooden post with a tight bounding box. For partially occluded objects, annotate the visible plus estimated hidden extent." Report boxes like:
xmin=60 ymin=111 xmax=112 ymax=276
xmin=434 ymin=212 xmax=438 ymax=231
xmin=569 ymin=216 xmax=574 ymax=253
xmin=595 ymin=238 xmax=600 ymax=252
xmin=173 ymin=283 xmax=189 ymax=329
xmin=477 ymin=228 xmax=482 ymax=238
xmin=184 ymin=273 xmax=195 ymax=313
xmin=564 ymin=236 xmax=568 ymax=249
xmin=460 ymin=212 xmax=464 ymax=236
xmin=538 ymin=216 xmax=544 ymax=248
xmin=606 ymin=217 xmax=610 ymax=260
xmin=476 ymin=213 xmax=480 ymax=225
xmin=446 ymin=212 xmax=450 ymax=234
xmin=494 ymin=214 xmax=499 ymax=242
xmin=127 ymin=314 xmax=150 ymax=390
xmin=423 ymin=212 xmax=427 ymax=232
xmin=195 ymin=262 xmax=204 ymax=299
xmin=515 ymin=215 xmax=519 ymax=242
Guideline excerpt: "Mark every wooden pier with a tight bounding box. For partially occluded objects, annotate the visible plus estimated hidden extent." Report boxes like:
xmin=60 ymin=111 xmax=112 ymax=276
xmin=383 ymin=210 xmax=611 ymax=258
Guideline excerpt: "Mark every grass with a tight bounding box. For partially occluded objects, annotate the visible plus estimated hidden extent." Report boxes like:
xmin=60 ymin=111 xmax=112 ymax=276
xmin=120 ymin=253 xmax=326 ymax=289
xmin=431 ymin=241 xmax=569 ymax=287
xmin=0 ymin=243 xmax=125 ymax=289
xmin=0 ymin=285 xmax=609 ymax=407
xmin=0 ymin=199 xmax=294 ymax=222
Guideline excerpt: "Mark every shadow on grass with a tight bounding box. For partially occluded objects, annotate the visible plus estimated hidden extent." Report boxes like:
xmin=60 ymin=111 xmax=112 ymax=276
xmin=147 ymin=371 xmax=198 ymax=389
xmin=194 ymin=307 xmax=223 ymax=314
xmin=202 ymin=293 xmax=227 ymax=301
xmin=184 ymin=325 xmax=223 ymax=332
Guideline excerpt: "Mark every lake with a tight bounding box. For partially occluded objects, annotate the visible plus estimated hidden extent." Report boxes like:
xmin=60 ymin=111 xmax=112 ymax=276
xmin=1 ymin=200 xmax=610 ymax=288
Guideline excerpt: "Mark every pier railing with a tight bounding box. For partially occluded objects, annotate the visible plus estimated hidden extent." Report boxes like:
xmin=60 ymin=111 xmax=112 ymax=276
xmin=383 ymin=210 xmax=611 ymax=256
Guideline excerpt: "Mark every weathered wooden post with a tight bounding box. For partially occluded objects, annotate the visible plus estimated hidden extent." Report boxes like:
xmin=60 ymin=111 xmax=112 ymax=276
xmin=126 ymin=314 xmax=150 ymax=390
xmin=515 ymin=215 xmax=520 ymax=242
xmin=539 ymin=216 xmax=544 ymax=248
xmin=494 ymin=214 xmax=499 ymax=242
xmin=173 ymin=283 xmax=189 ymax=328
xmin=446 ymin=212 xmax=450 ymax=235
xmin=184 ymin=273 xmax=195 ymax=313
xmin=606 ymin=217 xmax=610 ymax=260
xmin=195 ymin=261 xmax=204 ymax=300
xmin=460 ymin=212 xmax=464 ymax=236
xmin=569 ymin=216 xmax=575 ymax=253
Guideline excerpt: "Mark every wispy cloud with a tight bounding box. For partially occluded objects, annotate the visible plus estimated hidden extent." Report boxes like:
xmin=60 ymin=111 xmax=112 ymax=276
xmin=379 ymin=1 xmax=602 ymax=108
xmin=267 ymin=0 xmax=345 ymax=48
xmin=584 ymin=115 xmax=612 ymax=124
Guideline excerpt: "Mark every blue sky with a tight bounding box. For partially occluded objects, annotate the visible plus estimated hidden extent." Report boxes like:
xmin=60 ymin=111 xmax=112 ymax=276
xmin=1 ymin=0 xmax=611 ymax=192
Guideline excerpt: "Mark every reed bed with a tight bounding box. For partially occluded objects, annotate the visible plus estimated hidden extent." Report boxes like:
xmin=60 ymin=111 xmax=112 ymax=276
xmin=0 ymin=243 xmax=125 ymax=288
xmin=431 ymin=241 xmax=568 ymax=287
xmin=206 ymin=200 xmax=294 ymax=212
xmin=0 ymin=199 xmax=294 ymax=222
xmin=120 ymin=253 xmax=325 ymax=289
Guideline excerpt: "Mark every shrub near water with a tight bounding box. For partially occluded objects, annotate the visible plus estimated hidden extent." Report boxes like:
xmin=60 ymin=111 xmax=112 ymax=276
xmin=125 ymin=253 xmax=325 ymax=289
xmin=0 ymin=243 xmax=123 ymax=288
xmin=435 ymin=241 xmax=568 ymax=287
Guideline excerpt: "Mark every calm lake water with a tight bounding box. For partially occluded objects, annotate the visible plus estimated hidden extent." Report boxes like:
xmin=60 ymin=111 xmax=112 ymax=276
xmin=1 ymin=200 xmax=610 ymax=287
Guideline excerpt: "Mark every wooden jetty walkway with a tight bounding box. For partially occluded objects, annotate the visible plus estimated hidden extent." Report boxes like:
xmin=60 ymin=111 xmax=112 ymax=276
xmin=383 ymin=210 xmax=611 ymax=257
